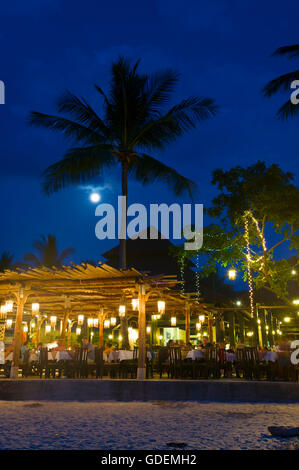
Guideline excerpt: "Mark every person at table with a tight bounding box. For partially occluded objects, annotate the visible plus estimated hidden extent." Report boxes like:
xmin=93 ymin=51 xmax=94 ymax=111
xmin=103 ymin=342 xmax=115 ymax=355
xmin=82 ymin=337 xmax=95 ymax=361
xmin=53 ymin=340 xmax=65 ymax=351
xmin=5 ymin=339 xmax=14 ymax=358
xmin=202 ymin=336 xmax=212 ymax=348
xmin=167 ymin=339 xmax=175 ymax=348
xmin=20 ymin=340 xmax=29 ymax=362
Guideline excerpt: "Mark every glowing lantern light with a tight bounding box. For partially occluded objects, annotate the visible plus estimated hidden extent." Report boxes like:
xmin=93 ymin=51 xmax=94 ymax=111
xmin=104 ymin=319 xmax=110 ymax=329
xmin=157 ymin=300 xmax=165 ymax=314
xmin=78 ymin=314 xmax=84 ymax=326
xmin=45 ymin=324 xmax=51 ymax=334
xmin=110 ymin=316 xmax=116 ymax=326
xmin=119 ymin=304 xmax=126 ymax=317
xmin=146 ymin=326 xmax=151 ymax=334
xmin=228 ymin=269 xmax=236 ymax=280
xmin=87 ymin=318 xmax=94 ymax=328
xmin=293 ymin=299 xmax=299 ymax=305
xmin=32 ymin=303 xmax=39 ymax=314
xmin=199 ymin=315 xmax=205 ymax=322
xmin=5 ymin=300 xmax=13 ymax=312
xmin=171 ymin=316 xmax=177 ymax=326
xmin=23 ymin=324 xmax=28 ymax=333
xmin=76 ymin=327 xmax=81 ymax=336
xmin=6 ymin=319 xmax=12 ymax=328
xmin=132 ymin=298 xmax=139 ymax=311
xmin=0 ymin=305 xmax=7 ymax=316
xmin=284 ymin=317 xmax=291 ymax=323
xmin=196 ymin=322 xmax=201 ymax=331
xmin=93 ymin=318 xmax=99 ymax=328
xmin=50 ymin=316 xmax=57 ymax=327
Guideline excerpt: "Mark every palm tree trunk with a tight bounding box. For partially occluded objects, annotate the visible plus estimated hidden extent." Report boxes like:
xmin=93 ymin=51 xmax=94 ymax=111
xmin=119 ymin=161 xmax=130 ymax=350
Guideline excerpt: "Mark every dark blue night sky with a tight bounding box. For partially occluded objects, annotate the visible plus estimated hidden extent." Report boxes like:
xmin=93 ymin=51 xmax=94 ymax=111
xmin=0 ymin=0 xmax=298 ymax=282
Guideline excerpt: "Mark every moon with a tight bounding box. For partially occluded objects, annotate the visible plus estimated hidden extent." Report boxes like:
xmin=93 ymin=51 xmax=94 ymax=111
xmin=90 ymin=192 xmax=101 ymax=203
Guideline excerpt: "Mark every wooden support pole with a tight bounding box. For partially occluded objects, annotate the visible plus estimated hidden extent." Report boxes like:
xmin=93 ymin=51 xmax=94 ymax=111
xmin=208 ymin=315 xmax=213 ymax=343
xmin=98 ymin=308 xmax=104 ymax=348
xmin=215 ymin=313 xmax=224 ymax=344
xmin=185 ymin=304 xmax=190 ymax=344
xmin=238 ymin=312 xmax=245 ymax=343
xmin=137 ymin=284 xmax=146 ymax=380
xmin=61 ymin=308 xmax=71 ymax=347
xmin=10 ymin=289 xmax=26 ymax=379
xmin=228 ymin=311 xmax=235 ymax=348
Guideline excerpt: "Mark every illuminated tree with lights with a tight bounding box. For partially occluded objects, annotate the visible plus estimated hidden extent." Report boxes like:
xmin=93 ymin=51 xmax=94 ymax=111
xmin=175 ymin=161 xmax=299 ymax=306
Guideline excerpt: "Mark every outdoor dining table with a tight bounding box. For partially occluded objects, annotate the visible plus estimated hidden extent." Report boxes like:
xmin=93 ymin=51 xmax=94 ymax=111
xmin=107 ymin=350 xmax=152 ymax=362
xmin=262 ymin=351 xmax=278 ymax=362
xmin=185 ymin=349 xmax=205 ymax=360
xmin=5 ymin=350 xmax=73 ymax=362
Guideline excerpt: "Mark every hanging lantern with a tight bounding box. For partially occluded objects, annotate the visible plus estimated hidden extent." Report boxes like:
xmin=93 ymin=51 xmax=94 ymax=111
xmin=104 ymin=319 xmax=110 ymax=329
xmin=119 ymin=305 xmax=126 ymax=317
xmin=228 ymin=269 xmax=236 ymax=280
xmin=78 ymin=314 xmax=84 ymax=326
xmin=157 ymin=300 xmax=165 ymax=314
xmin=23 ymin=323 xmax=28 ymax=333
xmin=6 ymin=319 xmax=12 ymax=328
xmin=31 ymin=321 xmax=36 ymax=329
xmin=198 ymin=315 xmax=205 ymax=322
xmin=0 ymin=304 xmax=7 ymax=318
xmin=5 ymin=300 xmax=13 ymax=312
xmin=93 ymin=318 xmax=99 ymax=328
xmin=196 ymin=322 xmax=201 ymax=331
xmin=76 ymin=327 xmax=81 ymax=336
xmin=50 ymin=316 xmax=57 ymax=327
xmin=87 ymin=318 xmax=94 ymax=328
xmin=171 ymin=316 xmax=177 ymax=326
xmin=32 ymin=303 xmax=40 ymax=314
xmin=132 ymin=298 xmax=139 ymax=311
xmin=110 ymin=316 xmax=116 ymax=326
xmin=45 ymin=324 xmax=51 ymax=334
xmin=146 ymin=326 xmax=151 ymax=334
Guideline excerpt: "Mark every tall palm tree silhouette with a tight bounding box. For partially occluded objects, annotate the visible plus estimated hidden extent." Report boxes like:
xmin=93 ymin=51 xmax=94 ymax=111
xmin=0 ymin=252 xmax=15 ymax=272
xmin=24 ymin=234 xmax=74 ymax=268
xmin=263 ymin=44 xmax=299 ymax=118
xmin=29 ymin=57 xmax=217 ymax=348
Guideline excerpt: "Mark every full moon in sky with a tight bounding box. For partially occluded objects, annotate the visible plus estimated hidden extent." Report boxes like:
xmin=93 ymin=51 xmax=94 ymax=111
xmin=89 ymin=192 xmax=101 ymax=203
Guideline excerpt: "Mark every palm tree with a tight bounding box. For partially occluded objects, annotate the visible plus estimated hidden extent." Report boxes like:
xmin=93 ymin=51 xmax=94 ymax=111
xmin=29 ymin=56 xmax=217 ymax=348
xmin=263 ymin=44 xmax=299 ymax=118
xmin=0 ymin=252 xmax=15 ymax=272
xmin=24 ymin=234 xmax=74 ymax=268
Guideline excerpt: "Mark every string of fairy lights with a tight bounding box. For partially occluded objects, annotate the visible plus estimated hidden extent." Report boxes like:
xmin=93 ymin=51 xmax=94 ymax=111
xmin=244 ymin=215 xmax=255 ymax=318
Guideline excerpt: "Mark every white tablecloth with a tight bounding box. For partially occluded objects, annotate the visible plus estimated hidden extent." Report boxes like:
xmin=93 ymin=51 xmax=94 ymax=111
xmin=107 ymin=350 xmax=152 ymax=362
xmin=5 ymin=351 xmax=73 ymax=362
xmin=262 ymin=351 xmax=278 ymax=362
xmin=186 ymin=349 xmax=205 ymax=360
xmin=226 ymin=352 xmax=237 ymax=362
xmin=52 ymin=351 xmax=72 ymax=361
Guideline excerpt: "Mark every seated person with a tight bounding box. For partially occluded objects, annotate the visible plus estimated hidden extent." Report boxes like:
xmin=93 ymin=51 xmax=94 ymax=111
xmin=103 ymin=342 xmax=115 ymax=355
xmin=202 ymin=336 xmax=212 ymax=348
xmin=82 ymin=337 xmax=95 ymax=361
xmin=53 ymin=340 xmax=65 ymax=352
xmin=20 ymin=340 xmax=29 ymax=362
xmin=5 ymin=339 xmax=14 ymax=358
